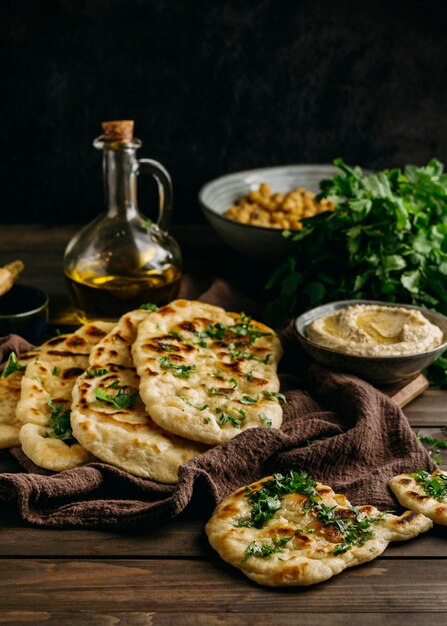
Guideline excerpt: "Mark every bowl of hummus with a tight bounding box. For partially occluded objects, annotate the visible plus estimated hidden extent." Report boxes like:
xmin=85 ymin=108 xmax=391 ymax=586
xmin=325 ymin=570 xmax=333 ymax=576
xmin=295 ymin=300 xmax=447 ymax=384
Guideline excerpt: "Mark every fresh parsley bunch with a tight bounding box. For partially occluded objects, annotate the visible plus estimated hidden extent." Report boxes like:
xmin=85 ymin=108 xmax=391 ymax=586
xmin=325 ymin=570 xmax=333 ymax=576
xmin=265 ymin=158 xmax=447 ymax=384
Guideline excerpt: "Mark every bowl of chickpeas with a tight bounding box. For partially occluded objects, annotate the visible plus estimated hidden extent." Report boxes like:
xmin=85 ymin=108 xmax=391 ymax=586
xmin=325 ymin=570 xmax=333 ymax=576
xmin=199 ymin=164 xmax=339 ymax=258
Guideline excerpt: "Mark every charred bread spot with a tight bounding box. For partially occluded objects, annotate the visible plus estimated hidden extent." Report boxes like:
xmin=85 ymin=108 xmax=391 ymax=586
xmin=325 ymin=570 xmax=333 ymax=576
xmin=181 ymin=344 xmax=196 ymax=354
xmin=399 ymin=478 xmax=412 ymax=485
xmin=144 ymin=342 xmax=165 ymax=354
xmin=266 ymin=526 xmax=296 ymax=538
xmin=45 ymin=336 xmax=66 ymax=346
xmin=66 ymin=336 xmax=88 ymax=348
xmin=102 ymin=375 xmax=118 ymax=384
xmin=86 ymin=326 xmax=107 ymax=338
xmin=179 ymin=321 xmax=196 ymax=333
xmin=250 ymin=377 xmax=268 ymax=387
xmin=408 ymin=490 xmax=429 ymax=501
xmin=220 ymin=502 xmax=240 ymax=516
xmin=145 ymin=368 xmax=159 ymax=376
xmin=110 ymin=350 xmax=118 ymax=357
xmin=293 ymin=532 xmax=313 ymax=545
xmin=168 ymin=354 xmax=186 ymax=363
xmin=62 ymin=367 xmax=85 ymax=379
xmin=47 ymin=350 xmax=90 ymax=357
xmin=158 ymin=305 xmax=175 ymax=316
xmin=394 ymin=511 xmax=419 ymax=525
xmin=113 ymin=333 xmax=127 ymax=343
xmin=221 ymin=362 xmax=243 ymax=374
xmin=125 ymin=316 xmax=135 ymax=330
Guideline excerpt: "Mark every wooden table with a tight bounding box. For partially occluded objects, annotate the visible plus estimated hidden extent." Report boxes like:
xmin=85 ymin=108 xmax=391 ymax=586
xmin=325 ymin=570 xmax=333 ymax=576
xmin=1 ymin=226 xmax=446 ymax=625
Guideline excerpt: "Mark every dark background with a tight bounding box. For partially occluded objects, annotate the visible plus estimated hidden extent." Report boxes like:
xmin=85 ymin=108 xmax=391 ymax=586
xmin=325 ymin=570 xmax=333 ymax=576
xmin=1 ymin=0 xmax=447 ymax=225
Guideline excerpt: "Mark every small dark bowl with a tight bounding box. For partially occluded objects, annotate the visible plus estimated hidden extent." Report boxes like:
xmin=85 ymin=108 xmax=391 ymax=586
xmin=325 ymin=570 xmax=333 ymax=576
xmin=295 ymin=299 xmax=447 ymax=384
xmin=0 ymin=284 xmax=49 ymax=344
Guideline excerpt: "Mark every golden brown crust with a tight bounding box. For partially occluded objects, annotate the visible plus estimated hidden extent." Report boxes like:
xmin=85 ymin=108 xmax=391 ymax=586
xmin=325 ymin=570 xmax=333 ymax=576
xmin=206 ymin=474 xmax=433 ymax=587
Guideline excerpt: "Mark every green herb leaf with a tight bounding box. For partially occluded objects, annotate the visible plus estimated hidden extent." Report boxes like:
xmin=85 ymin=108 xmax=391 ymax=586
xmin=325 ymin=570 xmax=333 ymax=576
xmin=46 ymin=398 xmax=75 ymax=444
xmin=159 ymin=356 xmax=196 ymax=379
xmin=177 ymin=395 xmax=208 ymax=411
xmin=243 ymin=536 xmax=292 ymax=562
xmin=52 ymin=366 xmax=60 ymax=376
xmin=263 ymin=391 xmax=287 ymax=403
xmin=215 ymin=407 xmax=246 ymax=428
xmin=1 ymin=352 xmax=26 ymax=378
xmin=259 ymin=412 xmax=272 ymax=428
xmin=411 ymin=469 xmax=447 ymax=500
xmin=240 ymin=394 xmax=259 ymax=405
xmin=94 ymin=383 xmax=139 ymax=410
xmin=86 ymin=368 xmax=109 ymax=378
xmin=140 ymin=302 xmax=159 ymax=311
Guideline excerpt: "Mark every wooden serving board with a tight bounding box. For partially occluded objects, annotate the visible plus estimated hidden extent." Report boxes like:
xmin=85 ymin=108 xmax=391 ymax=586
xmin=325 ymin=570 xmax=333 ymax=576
xmin=379 ymin=373 xmax=429 ymax=408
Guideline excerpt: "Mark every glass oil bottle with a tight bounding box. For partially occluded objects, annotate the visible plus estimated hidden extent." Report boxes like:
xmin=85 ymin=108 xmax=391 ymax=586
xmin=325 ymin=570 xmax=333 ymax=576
xmin=64 ymin=120 xmax=182 ymax=323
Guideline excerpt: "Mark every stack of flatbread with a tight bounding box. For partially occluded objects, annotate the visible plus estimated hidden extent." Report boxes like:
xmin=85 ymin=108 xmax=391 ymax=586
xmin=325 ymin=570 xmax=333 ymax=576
xmin=0 ymin=300 xmax=284 ymax=483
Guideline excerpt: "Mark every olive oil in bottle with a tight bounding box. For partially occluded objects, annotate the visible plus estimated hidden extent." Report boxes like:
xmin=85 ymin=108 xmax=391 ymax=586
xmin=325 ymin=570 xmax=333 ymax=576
xmin=63 ymin=120 xmax=182 ymax=323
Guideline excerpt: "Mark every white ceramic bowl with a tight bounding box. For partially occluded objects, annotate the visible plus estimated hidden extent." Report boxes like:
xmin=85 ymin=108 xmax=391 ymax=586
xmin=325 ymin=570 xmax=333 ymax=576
xmin=199 ymin=164 xmax=339 ymax=258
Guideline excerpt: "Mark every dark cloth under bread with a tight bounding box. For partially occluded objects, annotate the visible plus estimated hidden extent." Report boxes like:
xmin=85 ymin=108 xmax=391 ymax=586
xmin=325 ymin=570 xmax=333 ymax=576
xmin=0 ymin=277 xmax=435 ymax=530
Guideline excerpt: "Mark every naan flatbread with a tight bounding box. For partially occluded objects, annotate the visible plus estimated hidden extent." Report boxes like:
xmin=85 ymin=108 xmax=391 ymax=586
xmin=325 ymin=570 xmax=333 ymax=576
xmin=205 ymin=471 xmax=432 ymax=587
xmin=390 ymin=470 xmax=447 ymax=525
xmin=17 ymin=322 xmax=113 ymax=471
xmin=71 ymin=310 xmax=208 ymax=484
xmin=132 ymin=300 xmax=283 ymax=445
xmin=0 ymin=350 xmax=38 ymax=448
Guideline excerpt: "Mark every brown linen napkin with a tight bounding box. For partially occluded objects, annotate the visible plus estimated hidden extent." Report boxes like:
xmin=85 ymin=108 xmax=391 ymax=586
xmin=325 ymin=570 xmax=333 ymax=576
xmin=0 ymin=279 xmax=436 ymax=530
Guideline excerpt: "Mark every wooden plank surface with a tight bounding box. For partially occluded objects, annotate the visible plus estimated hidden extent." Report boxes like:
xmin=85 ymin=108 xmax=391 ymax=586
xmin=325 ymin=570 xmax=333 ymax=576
xmin=0 ymin=558 xmax=446 ymax=614
xmin=1 ymin=225 xmax=447 ymax=623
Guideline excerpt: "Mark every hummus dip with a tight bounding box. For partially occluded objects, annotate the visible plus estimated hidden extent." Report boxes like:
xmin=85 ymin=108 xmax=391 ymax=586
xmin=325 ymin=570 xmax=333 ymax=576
xmin=306 ymin=304 xmax=444 ymax=357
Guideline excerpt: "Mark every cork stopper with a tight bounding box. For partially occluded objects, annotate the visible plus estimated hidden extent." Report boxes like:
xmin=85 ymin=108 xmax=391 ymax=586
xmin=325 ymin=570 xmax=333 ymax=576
xmin=102 ymin=120 xmax=134 ymax=144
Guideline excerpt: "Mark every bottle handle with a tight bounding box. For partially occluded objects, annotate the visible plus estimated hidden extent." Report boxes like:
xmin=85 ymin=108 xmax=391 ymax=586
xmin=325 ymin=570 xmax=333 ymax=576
xmin=136 ymin=158 xmax=173 ymax=231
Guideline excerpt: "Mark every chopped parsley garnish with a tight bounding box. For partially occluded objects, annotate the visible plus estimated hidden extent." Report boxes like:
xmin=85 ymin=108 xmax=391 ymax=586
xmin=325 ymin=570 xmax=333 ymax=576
xmin=229 ymin=312 xmax=272 ymax=344
xmin=94 ymin=381 xmax=139 ymax=410
xmin=46 ymin=398 xmax=75 ymax=444
xmin=215 ymin=407 xmax=247 ymax=428
xmin=411 ymin=469 xmax=447 ymax=500
xmin=169 ymin=330 xmax=183 ymax=340
xmin=243 ymin=536 xmax=292 ymax=562
xmin=52 ymin=366 xmax=60 ymax=376
xmin=228 ymin=344 xmax=271 ymax=364
xmin=196 ymin=313 xmax=272 ymax=347
xmin=177 ymin=395 xmax=208 ymax=411
xmin=234 ymin=470 xmax=386 ymax=555
xmin=140 ymin=302 xmax=159 ymax=311
xmin=263 ymin=390 xmax=287 ymax=404
xmin=240 ymin=394 xmax=259 ymax=405
xmin=416 ymin=432 xmax=447 ymax=464
xmin=259 ymin=412 xmax=272 ymax=428
xmin=1 ymin=352 xmax=26 ymax=378
xmin=86 ymin=368 xmax=109 ymax=378
xmin=107 ymin=379 xmax=121 ymax=389
xmin=159 ymin=356 xmax=196 ymax=379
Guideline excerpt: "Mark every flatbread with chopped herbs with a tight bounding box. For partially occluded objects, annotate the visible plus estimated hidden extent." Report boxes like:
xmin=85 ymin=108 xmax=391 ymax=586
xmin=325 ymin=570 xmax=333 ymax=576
xmin=132 ymin=299 xmax=284 ymax=445
xmin=71 ymin=310 xmax=208 ymax=484
xmin=205 ymin=471 xmax=432 ymax=587
xmin=0 ymin=350 xmax=39 ymax=448
xmin=389 ymin=470 xmax=447 ymax=525
xmin=16 ymin=321 xmax=113 ymax=471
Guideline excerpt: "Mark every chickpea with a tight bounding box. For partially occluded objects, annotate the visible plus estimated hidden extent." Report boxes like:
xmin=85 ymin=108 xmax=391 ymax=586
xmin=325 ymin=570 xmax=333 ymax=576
xmin=225 ymin=183 xmax=334 ymax=229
